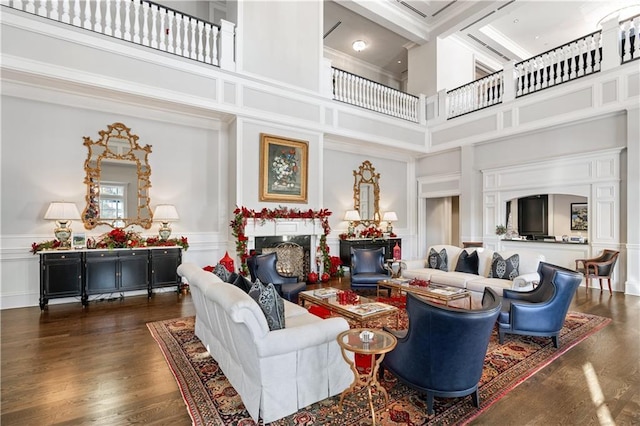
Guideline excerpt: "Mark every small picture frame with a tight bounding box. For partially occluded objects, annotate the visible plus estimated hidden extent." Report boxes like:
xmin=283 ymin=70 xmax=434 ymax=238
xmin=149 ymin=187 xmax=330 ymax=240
xmin=259 ymin=133 xmax=308 ymax=203
xmin=72 ymin=232 xmax=86 ymax=249
xmin=570 ymin=203 xmax=588 ymax=231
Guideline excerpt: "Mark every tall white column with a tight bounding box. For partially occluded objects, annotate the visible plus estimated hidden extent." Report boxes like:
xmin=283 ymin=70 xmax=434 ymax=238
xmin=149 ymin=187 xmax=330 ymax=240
xmin=626 ymin=105 xmax=640 ymax=296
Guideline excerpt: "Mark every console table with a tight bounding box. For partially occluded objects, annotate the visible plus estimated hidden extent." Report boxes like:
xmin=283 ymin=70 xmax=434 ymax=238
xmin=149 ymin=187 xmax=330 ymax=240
xmin=39 ymin=247 xmax=182 ymax=309
xmin=339 ymin=238 xmax=402 ymax=266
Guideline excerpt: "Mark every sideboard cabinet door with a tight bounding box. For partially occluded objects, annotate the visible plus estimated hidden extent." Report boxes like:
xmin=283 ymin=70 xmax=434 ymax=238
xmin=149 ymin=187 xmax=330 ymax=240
xmin=119 ymin=251 xmax=149 ymax=291
xmin=150 ymin=248 xmax=182 ymax=294
xmin=85 ymin=252 xmax=119 ymax=295
xmin=40 ymin=252 xmax=82 ymax=310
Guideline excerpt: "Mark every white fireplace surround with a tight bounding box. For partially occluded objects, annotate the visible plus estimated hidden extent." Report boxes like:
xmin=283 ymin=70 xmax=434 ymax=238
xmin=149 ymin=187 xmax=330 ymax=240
xmin=243 ymin=219 xmax=325 ymax=272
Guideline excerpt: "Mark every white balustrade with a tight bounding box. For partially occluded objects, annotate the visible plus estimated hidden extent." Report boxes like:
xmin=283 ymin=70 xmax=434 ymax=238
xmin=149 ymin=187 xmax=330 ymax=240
xmin=331 ymin=68 xmax=418 ymax=122
xmin=3 ymin=0 xmax=229 ymax=71
xmin=514 ymin=31 xmax=602 ymax=98
xmin=621 ymin=15 xmax=640 ymax=63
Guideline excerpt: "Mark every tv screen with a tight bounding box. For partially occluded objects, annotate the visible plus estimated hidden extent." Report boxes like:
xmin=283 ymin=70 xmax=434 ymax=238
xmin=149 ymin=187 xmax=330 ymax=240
xmin=518 ymin=195 xmax=548 ymax=237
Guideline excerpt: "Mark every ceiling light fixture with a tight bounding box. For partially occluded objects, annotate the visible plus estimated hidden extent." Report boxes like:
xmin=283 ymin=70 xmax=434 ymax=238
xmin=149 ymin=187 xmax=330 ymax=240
xmin=352 ymin=40 xmax=367 ymax=52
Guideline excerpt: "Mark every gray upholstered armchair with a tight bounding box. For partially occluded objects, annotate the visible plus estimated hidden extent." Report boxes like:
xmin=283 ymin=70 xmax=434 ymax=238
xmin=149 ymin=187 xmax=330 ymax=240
xmin=349 ymin=247 xmax=390 ymax=291
xmin=498 ymin=261 xmax=582 ymax=348
xmin=381 ymin=287 xmax=501 ymax=415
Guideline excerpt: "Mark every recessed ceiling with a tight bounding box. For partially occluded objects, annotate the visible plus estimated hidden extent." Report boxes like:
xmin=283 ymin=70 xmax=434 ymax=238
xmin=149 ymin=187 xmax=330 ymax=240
xmin=324 ymin=0 xmax=640 ymax=77
xmin=324 ymin=1 xmax=411 ymax=76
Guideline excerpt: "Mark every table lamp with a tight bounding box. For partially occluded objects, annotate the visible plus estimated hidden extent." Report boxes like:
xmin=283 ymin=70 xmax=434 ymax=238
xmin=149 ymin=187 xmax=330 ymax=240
xmin=44 ymin=202 xmax=81 ymax=249
xmin=382 ymin=211 xmax=398 ymax=233
xmin=344 ymin=210 xmax=361 ymax=235
xmin=153 ymin=204 xmax=179 ymax=240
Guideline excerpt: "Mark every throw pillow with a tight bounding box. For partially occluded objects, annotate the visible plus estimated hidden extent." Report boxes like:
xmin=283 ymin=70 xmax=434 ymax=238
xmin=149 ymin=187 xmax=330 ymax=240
xmin=248 ymin=279 xmax=285 ymax=331
xmin=428 ymin=248 xmax=448 ymax=271
xmin=455 ymin=250 xmax=479 ymax=274
xmin=212 ymin=263 xmax=231 ymax=282
xmin=489 ymin=253 xmax=520 ymax=280
xmin=231 ymin=273 xmax=252 ymax=293
xmin=226 ymin=272 xmax=239 ymax=284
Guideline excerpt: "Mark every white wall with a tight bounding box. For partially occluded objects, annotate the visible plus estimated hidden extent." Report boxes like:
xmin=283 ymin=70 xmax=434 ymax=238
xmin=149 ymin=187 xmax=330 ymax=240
xmin=0 ymin=93 xmax=226 ymax=308
xmin=238 ymin=0 xmax=322 ymax=92
xmin=322 ymin=147 xmax=411 ymax=256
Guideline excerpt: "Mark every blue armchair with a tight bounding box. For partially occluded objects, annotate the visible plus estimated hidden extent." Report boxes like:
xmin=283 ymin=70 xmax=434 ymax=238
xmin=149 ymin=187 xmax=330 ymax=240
xmin=247 ymin=252 xmax=306 ymax=303
xmin=381 ymin=287 xmax=501 ymax=415
xmin=350 ymin=247 xmax=390 ymax=291
xmin=498 ymin=261 xmax=582 ymax=348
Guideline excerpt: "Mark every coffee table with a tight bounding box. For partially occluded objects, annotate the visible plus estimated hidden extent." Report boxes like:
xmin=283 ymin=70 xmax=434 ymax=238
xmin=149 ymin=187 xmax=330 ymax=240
xmin=377 ymin=279 xmax=472 ymax=309
xmin=298 ymin=288 xmax=399 ymax=327
xmin=337 ymin=328 xmax=397 ymax=426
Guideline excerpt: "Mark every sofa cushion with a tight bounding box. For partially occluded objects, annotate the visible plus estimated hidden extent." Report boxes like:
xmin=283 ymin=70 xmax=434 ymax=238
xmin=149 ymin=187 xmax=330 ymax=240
xmin=488 ymin=253 xmax=520 ymax=280
xmin=249 ymin=279 xmax=285 ymax=331
xmin=231 ymin=273 xmax=253 ymax=293
xmin=429 ymin=271 xmax=477 ymax=289
xmin=428 ymin=248 xmax=448 ymax=271
xmin=213 ymin=263 xmax=232 ymax=282
xmin=455 ymin=250 xmax=479 ymax=274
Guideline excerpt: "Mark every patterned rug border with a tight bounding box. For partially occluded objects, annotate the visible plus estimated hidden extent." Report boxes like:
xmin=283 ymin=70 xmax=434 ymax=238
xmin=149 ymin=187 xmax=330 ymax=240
xmin=148 ymin=312 xmax=611 ymax=425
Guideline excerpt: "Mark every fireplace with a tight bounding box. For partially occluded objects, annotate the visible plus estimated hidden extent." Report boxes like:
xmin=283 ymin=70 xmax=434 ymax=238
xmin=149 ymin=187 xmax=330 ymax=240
xmin=243 ymin=219 xmax=325 ymax=275
xmin=254 ymin=236 xmax=311 ymax=279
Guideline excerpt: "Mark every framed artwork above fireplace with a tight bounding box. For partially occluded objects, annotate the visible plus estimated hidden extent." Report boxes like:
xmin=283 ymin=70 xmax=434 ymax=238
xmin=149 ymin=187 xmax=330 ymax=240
xmin=259 ymin=133 xmax=308 ymax=203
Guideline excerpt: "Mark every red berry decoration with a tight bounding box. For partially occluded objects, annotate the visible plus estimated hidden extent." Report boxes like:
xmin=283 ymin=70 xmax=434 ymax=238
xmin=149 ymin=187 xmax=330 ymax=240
xmin=321 ymin=272 xmax=330 ymax=282
xmin=307 ymin=272 xmax=318 ymax=283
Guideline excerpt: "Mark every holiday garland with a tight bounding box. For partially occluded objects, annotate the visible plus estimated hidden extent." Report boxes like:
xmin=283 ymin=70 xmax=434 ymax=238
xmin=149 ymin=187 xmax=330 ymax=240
xmin=230 ymin=206 xmax=332 ymax=276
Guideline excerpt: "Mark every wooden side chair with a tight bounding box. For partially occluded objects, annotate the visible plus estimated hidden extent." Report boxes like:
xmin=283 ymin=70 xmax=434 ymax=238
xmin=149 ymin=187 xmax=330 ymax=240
xmin=575 ymin=249 xmax=620 ymax=293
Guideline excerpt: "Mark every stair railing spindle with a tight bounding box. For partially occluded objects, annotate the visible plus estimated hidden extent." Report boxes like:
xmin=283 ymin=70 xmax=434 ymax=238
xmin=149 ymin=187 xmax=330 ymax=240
xmin=132 ymin=1 xmax=140 ymax=44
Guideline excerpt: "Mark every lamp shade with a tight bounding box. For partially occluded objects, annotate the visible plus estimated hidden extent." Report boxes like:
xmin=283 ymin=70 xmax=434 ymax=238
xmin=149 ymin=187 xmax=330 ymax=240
xmin=153 ymin=204 xmax=179 ymax=221
xmin=382 ymin=211 xmax=398 ymax=222
xmin=344 ymin=210 xmax=361 ymax=221
xmin=44 ymin=202 xmax=81 ymax=220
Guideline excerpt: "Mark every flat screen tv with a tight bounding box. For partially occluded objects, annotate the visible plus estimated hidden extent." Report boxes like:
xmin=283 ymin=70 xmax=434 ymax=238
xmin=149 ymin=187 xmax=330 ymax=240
xmin=517 ymin=195 xmax=548 ymax=238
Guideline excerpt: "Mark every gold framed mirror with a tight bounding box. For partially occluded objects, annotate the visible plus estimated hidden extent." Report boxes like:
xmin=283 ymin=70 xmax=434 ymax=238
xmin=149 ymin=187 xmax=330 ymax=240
xmin=81 ymin=122 xmax=153 ymax=229
xmin=353 ymin=160 xmax=380 ymax=227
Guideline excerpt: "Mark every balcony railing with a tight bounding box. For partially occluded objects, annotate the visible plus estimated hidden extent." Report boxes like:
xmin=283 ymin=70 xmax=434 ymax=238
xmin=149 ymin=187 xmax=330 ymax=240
xmin=621 ymin=14 xmax=640 ymax=63
xmin=332 ymin=68 xmax=420 ymax=122
xmin=447 ymin=70 xmax=504 ymax=119
xmin=2 ymin=0 xmax=234 ymax=68
xmin=3 ymin=1 xmax=636 ymax=124
xmin=515 ymin=31 xmax=602 ymax=97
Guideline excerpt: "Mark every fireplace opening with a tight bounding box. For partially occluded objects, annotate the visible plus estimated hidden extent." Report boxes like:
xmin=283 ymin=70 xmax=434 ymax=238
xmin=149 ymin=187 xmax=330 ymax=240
xmin=254 ymin=236 xmax=311 ymax=280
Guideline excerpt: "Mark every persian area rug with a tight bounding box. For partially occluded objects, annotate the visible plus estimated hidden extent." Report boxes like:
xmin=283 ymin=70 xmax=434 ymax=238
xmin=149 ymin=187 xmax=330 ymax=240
xmin=148 ymin=311 xmax=610 ymax=426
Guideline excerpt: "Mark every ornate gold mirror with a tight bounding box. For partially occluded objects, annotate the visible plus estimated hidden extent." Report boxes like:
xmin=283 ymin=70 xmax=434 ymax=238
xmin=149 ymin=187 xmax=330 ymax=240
xmin=353 ymin=160 xmax=380 ymax=227
xmin=82 ymin=122 xmax=153 ymax=229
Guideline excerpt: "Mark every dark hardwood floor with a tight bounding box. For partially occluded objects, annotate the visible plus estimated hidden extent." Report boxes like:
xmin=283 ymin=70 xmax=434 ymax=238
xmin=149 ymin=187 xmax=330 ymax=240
xmin=1 ymin=281 xmax=638 ymax=425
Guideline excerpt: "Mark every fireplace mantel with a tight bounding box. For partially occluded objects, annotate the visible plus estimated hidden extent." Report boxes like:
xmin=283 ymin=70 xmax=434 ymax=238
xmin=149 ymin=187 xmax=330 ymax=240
xmin=243 ymin=219 xmax=324 ymax=238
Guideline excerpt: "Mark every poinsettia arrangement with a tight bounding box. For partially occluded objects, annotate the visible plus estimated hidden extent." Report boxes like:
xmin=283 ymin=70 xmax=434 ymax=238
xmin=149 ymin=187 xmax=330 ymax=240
xmin=31 ymin=230 xmax=188 ymax=253
xmin=359 ymin=226 xmax=383 ymax=239
xmin=230 ymin=205 xmax=332 ymax=276
xmin=96 ymin=228 xmax=144 ymax=249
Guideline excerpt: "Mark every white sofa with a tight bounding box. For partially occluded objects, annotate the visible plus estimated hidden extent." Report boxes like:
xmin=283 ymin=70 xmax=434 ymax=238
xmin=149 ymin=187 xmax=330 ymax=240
xmin=402 ymin=245 xmax=545 ymax=296
xmin=177 ymin=263 xmax=352 ymax=423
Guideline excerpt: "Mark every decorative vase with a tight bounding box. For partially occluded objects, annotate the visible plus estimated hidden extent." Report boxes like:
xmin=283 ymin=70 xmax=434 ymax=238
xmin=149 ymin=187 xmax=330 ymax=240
xmin=321 ymin=272 xmax=330 ymax=282
xmin=307 ymin=271 xmax=318 ymax=283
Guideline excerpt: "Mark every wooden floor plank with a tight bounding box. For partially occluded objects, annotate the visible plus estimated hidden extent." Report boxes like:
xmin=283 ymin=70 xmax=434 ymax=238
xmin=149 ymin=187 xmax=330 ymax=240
xmin=1 ymin=281 xmax=638 ymax=425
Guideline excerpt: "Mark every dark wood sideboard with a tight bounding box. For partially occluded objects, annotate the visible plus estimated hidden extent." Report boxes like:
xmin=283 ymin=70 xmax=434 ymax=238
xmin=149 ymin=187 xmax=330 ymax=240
xmin=39 ymin=247 xmax=182 ymax=309
xmin=339 ymin=238 xmax=402 ymax=266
